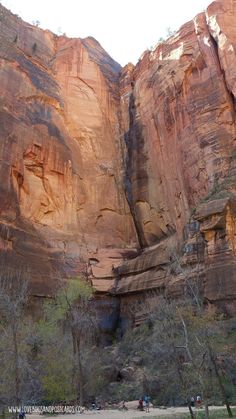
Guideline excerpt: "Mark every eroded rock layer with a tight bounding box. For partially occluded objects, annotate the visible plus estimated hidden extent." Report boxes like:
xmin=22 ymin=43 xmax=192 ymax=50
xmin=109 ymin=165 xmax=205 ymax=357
xmin=0 ymin=0 xmax=236 ymax=320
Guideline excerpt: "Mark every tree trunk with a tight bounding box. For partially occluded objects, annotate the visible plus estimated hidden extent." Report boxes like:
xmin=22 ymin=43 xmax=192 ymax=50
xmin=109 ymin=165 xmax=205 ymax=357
xmin=76 ymin=338 xmax=84 ymax=406
xmin=78 ymin=354 xmax=84 ymax=406
xmin=204 ymin=403 xmax=209 ymax=419
xmin=71 ymin=328 xmax=77 ymax=394
xmin=209 ymin=346 xmax=233 ymax=417
xmin=187 ymin=403 xmax=195 ymax=419
xmin=12 ymin=325 xmax=20 ymax=405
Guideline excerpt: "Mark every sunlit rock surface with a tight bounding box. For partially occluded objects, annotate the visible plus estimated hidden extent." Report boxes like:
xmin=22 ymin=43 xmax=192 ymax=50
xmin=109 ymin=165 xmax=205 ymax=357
xmin=0 ymin=0 xmax=236 ymax=320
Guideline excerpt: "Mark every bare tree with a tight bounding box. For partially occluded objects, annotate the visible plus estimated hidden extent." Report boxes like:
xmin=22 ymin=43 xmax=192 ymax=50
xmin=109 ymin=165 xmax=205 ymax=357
xmin=0 ymin=269 xmax=34 ymax=405
xmin=42 ymin=278 xmax=99 ymax=405
xmin=170 ymin=246 xmax=234 ymax=418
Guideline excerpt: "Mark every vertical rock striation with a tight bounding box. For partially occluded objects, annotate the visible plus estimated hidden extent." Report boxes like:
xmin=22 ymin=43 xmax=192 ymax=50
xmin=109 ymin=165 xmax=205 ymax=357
xmin=0 ymin=4 xmax=137 ymax=296
xmin=118 ymin=0 xmax=236 ymax=316
xmin=0 ymin=0 xmax=236 ymax=319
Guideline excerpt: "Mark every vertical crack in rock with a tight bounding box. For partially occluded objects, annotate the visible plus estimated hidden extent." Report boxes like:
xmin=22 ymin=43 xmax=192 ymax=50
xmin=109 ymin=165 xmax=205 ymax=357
xmin=1 ymin=0 xmax=236 ymax=321
xmin=124 ymin=89 xmax=149 ymax=249
xmin=205 ymin=9 xmax=236 ymax=180
xmin=208 ymin=32 xmax=236 ymax=111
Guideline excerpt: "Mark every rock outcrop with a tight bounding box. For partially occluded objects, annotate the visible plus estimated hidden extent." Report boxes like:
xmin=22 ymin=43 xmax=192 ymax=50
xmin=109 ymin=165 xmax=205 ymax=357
xmin=0 ymin=0 xmax=236 ymax=324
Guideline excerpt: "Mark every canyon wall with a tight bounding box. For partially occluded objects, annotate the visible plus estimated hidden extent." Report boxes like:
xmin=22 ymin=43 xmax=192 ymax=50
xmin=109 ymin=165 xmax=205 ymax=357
xmin=118 ymin=0 xmax=236 ymax=319
xmin=0 ymin=4 xmax=137 ymax=301
xmin=0 ymin=0 xmax=236 ymax=325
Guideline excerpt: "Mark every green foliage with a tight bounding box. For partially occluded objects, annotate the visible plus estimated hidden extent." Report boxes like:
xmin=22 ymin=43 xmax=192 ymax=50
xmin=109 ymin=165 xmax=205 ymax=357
xmin=37 ymin=317 xmax=55 ymax=339
xmin=1 ymin=273 xmax=235 ymax=407
xmin=38 ymin=278 xmax=97 ymax=404
xmin=43 ymin=278 xmax=94 ymax=325
xmin=111 ymin=296 xmax=236 ymax=410
xmin=0 ymin=412 xmax=11 ymax=419
xmin=200 ymin=176 xmax=236 ymax=203
xmin=42 ymin=367 xmax=72 ymax=401
xmin=66 ymin=277 xmax=94 ymax=300
xmin=190 ymin=207 xmax=197 ymax=216
xmin=37 ymin=308 xmax=74 ymax=402
xmin=40 ymin=336 xmax=75 ymax=402
xmin=156 ymin=27 xmax=176 ymax=44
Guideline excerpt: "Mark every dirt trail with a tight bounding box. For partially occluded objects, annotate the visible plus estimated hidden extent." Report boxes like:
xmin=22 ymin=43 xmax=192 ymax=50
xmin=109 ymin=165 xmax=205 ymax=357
xmin=30 ymin=406 xmax=231 ymax=419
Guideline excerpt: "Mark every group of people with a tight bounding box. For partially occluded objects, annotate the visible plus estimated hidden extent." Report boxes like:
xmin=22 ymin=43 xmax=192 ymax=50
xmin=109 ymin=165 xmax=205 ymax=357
xmin=138 ymin=395 xmax=151 ymax=412
xmin=190 ymin=395 xmax=202 ymax=408
xmin=91 ymin=402 xmax=102 ymax=411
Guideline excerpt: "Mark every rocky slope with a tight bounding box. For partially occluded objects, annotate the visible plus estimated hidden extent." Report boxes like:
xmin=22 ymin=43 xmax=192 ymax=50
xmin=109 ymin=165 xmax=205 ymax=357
xmin=0 ymin=0 xmax=236 ymax=327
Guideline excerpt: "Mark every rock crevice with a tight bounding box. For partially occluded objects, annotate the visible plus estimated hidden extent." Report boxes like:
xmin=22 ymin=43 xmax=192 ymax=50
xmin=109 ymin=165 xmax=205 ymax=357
xmin=0 ymin=0 xmax=236 ymax=322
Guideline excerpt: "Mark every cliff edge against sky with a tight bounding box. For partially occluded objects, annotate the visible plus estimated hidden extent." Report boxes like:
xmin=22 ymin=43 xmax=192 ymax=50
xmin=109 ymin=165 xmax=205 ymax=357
xmin=0 ymin=0 xmax=236 ymax=326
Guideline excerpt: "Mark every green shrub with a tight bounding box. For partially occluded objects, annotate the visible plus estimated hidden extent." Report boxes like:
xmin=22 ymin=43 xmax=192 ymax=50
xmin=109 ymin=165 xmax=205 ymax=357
xmin=200 ymin=176 xmax=236 ymax=203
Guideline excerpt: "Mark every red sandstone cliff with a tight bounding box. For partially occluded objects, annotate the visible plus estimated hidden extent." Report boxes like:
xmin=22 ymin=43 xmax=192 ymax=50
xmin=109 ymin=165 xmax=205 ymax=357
xmin=0 ymin=4 xmax=137 ymax=299
xmin=0 ymin=0 xmax=236 ymax=321
xmin=117 ymin=0 xmax=236 ymax=318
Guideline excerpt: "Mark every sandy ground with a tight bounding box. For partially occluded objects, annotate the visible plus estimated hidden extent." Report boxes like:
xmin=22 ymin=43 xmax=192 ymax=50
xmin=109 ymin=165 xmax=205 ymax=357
xmin=30 ymin=406 xmax=232 ymax=419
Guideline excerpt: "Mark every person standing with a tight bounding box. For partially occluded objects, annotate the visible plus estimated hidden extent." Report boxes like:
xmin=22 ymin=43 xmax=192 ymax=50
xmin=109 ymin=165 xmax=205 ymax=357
xmin=144 ymin=395 xmax=150 ymax=413
xmin=138 ymin=398 xmax=144 ymax=411
xmin=190 ymin=397 xmax=195 ymax=407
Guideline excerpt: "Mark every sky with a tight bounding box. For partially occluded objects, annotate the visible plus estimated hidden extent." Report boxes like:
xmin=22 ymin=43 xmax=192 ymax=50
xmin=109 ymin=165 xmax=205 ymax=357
xmin=1 ymin=0 xmax=212 ymax=66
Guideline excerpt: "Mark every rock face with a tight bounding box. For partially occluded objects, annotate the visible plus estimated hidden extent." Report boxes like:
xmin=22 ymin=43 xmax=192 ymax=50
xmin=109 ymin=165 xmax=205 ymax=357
xmin=0 ymin=5 xmax=137 ymax=297
xmin=0 ymin=0 xmax=236 ymax=323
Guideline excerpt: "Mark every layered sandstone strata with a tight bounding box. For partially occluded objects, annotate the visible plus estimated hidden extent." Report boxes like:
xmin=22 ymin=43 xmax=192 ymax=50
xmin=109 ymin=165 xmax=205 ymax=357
xmin=0 ymin=0 xmax=236 ymax=321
